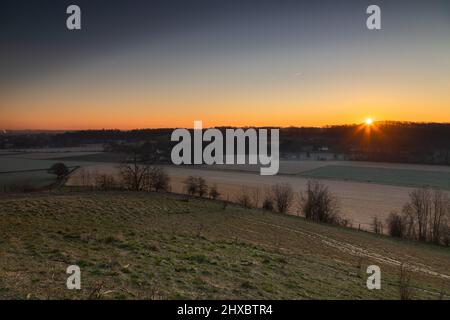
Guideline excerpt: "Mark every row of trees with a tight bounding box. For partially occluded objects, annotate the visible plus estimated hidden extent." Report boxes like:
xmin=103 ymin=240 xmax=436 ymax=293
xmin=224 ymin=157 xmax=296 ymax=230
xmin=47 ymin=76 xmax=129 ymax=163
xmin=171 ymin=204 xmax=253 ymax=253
xmin=77 ymin=162 xmax=171 ymax=193
xmin=183 ymin=176 xmax=348 ymax=227
xmin=383 ymin=187 xmax=450 ymax=246
xmin=222 ymin=178 xmax=450 ymax=246
xmin=79 ymin=163 xmax=450 ymax=246
xmin=183 ymin=175 xmax=450 ymax=246
xmin=119 ymin=162 xmax=170 ymax=192
xmin=183 ymin=176 xmax=221 ymax=199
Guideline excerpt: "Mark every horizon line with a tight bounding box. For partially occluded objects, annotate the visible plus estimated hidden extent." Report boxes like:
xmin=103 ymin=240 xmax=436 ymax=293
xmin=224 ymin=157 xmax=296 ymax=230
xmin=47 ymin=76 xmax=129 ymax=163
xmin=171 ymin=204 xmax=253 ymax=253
xmin=3 ymin=120 xmax=450 ymax=133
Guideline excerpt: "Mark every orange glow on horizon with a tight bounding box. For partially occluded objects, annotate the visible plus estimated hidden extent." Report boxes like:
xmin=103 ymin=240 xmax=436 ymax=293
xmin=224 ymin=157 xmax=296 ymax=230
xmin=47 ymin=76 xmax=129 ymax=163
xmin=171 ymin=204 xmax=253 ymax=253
xmin=2 ymin=110 xmax=450 ymax=131
xmin=1 ymin=92 xmax=449 ymax=130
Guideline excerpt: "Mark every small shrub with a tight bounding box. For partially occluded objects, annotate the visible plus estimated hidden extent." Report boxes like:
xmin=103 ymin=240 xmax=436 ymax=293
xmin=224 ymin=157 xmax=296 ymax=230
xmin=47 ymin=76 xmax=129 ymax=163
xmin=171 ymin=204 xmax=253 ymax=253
xmin=262 ymin=198 xmax=274 ymax=211
xmin=386 ymin=211 xmax=405 ymax=238
xmin=208 ymin=185 xmax=220 ymax=200
xmin=184 ymin=176 xmax=208 ymax=197
xmin=236 ymin=193 xmax=252 ymax=208
xmin=269 ymin=183 xmax=294 ymax=213
xmin=95 ymin=173 xmax=117 ymax=191
xmin=371 ymin=216 xmax=384 ymax=234
xmin=300 ymin=180 xmax=340 ymax=224
xmin=146 ymin=167 xmax=170 ymax=192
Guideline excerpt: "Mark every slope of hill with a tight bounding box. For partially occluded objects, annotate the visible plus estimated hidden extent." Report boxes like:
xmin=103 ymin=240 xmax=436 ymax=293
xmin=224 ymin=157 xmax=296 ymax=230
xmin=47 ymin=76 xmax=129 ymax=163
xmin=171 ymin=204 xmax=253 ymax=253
xmin=0 ymin=190 xmax=449 ymax=299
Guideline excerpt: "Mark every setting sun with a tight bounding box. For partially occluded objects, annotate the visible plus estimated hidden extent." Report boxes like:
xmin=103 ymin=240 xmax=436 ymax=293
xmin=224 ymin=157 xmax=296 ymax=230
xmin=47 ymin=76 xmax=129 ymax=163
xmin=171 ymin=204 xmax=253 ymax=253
xmin=365 ymin=118 xmax=374 ymax=125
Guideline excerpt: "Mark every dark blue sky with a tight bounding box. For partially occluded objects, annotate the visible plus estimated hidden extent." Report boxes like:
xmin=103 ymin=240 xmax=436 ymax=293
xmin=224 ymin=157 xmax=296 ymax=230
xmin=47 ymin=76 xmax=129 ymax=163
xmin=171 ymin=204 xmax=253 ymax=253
xmin=1 ymin=0 xmax=449 ymax=129
xmin=2 ymin=0 xmax=447 ymax=87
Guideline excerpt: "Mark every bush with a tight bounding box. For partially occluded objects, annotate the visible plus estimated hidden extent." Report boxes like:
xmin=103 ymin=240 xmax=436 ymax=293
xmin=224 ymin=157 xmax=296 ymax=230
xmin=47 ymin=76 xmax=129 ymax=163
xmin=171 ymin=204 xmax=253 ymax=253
xmin=386 ymin=211 xmax=405 ymax=238
xmin=401 ymin=187 xmax=450 ymax=244
xmin=146 ymin=167 xmax=170 ymax=192
xmin=236 ymin=193 xmax=252 ymax=208
xmin=262 ymin=198 xmax=274 ymax=211
xmin=300 ymin=180 xmax=340 ymax=224
xmin=269 ymin=183 xmax=294 ymax=213
xmin=95 ymin=174 xmax=117 ymax=191
xmin=442 ymin=225 xmax=450 ymax=246
xmin=184 ymin=176 xmax=197 ymax=195
xmin=208 ymin=185 xmax=220 ymax=200
xmin=184 ymin=176 xmax=208 ymax=197
xmin=371 ymin=216 xmax=384 ymax=234
xmin=119 ymin=158 xmax=170 ymax=193
xmin=235 ymin=186 xmax=262 ymax=209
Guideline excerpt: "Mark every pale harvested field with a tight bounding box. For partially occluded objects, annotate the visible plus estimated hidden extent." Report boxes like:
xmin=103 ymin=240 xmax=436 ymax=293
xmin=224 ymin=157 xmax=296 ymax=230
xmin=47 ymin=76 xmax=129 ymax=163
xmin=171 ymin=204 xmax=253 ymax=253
xmin=66 ymin=163 xmax=442 ymax=230
xmin=165 ymin=167 xmax=423 ymax=230
xmin=7 ymin=152 xmax=447 ymax=230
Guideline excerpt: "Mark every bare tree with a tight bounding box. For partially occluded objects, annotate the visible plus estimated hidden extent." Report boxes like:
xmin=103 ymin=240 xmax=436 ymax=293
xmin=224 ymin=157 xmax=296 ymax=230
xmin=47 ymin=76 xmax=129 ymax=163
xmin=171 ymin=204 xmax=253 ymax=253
xmin=299 ymin=180 xmax=340 ymax=224
xmin=371 ymin=216 xmax=383 ymax=234
xmin=236 ymin=195 xmax=251 ymax=208
xmin=430 ymin=189 xmax=450 ymax=243
xmin=197 ymin=177 xmax=208 ymax=197
xmin=184 ymin=176 xmax=198 ymax=196
xmin=95 ymin=173 xmax=117 ymax=191
xmin=236 ymin=186 xmax=261 ymax=209
xmin=270 ymin=183 xmax=294 ymax=213
xmin=386 ymin=211 xmax=405 ymax=238
xmin=79 ymin=168 xmax=92 ymax=187
xmin=403 ymin=188 xmax=432 ymax=241
xmin=401 ymin=187 xmax=450 ymax=244
xmin=208 ymin=184 xmax=220 ymax=200
xmin=119 ymin=153 xmax=170 ymax=193
xmin=402 ymin=204 xmax=418 ymax=240
xmin=146 ymin=167 xmax=170 ymax=192
xmin=442 ymin=225 xmax=450 ymax=246
xmin=250 ymin=186 xmax=262 ymax=208
xmin=262 ymin=198 xmax=274 ymax=211
xmin=119 ymin=154 xmax=151 ymax=191
xmin=183 ymin=176 xmax=208 ymax=197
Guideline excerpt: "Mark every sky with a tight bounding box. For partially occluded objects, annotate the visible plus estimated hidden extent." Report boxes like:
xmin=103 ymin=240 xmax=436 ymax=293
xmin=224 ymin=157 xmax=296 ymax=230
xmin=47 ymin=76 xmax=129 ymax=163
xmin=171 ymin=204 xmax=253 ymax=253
xmin=0 ymin=0 xmax=449 ymax=130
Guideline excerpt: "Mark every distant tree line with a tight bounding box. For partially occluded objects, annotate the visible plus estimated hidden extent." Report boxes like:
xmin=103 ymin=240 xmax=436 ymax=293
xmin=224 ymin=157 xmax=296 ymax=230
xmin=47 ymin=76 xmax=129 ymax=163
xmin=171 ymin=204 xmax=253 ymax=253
xmin=2 ymin=122 xmax=450 ymax=165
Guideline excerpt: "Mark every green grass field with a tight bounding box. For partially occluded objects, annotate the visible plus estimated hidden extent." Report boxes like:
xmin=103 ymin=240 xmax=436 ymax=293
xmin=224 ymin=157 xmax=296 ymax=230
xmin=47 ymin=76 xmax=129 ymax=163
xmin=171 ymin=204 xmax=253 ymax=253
xmin=301 ymin=165 xmax=450 ymax=190
xmin=0 ymin=171 xmax=57 ymax=189
xmin=0 ymin=190 xmax=449 ymax=299
xmin=0 ymin=157 xmax=81 ymax=189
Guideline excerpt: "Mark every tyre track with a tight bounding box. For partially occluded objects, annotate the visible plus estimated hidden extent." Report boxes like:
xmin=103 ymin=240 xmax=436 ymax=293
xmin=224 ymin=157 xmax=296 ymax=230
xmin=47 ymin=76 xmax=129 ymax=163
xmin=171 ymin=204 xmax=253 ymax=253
xmin=240 ymin=217 xmax=450 ymax=280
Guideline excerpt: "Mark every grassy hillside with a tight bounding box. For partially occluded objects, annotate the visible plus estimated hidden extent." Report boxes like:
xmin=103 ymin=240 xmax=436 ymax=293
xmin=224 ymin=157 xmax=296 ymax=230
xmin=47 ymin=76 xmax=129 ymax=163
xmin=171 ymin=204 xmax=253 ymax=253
xmin=0 ymin=190 xmax=449 ymax=299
